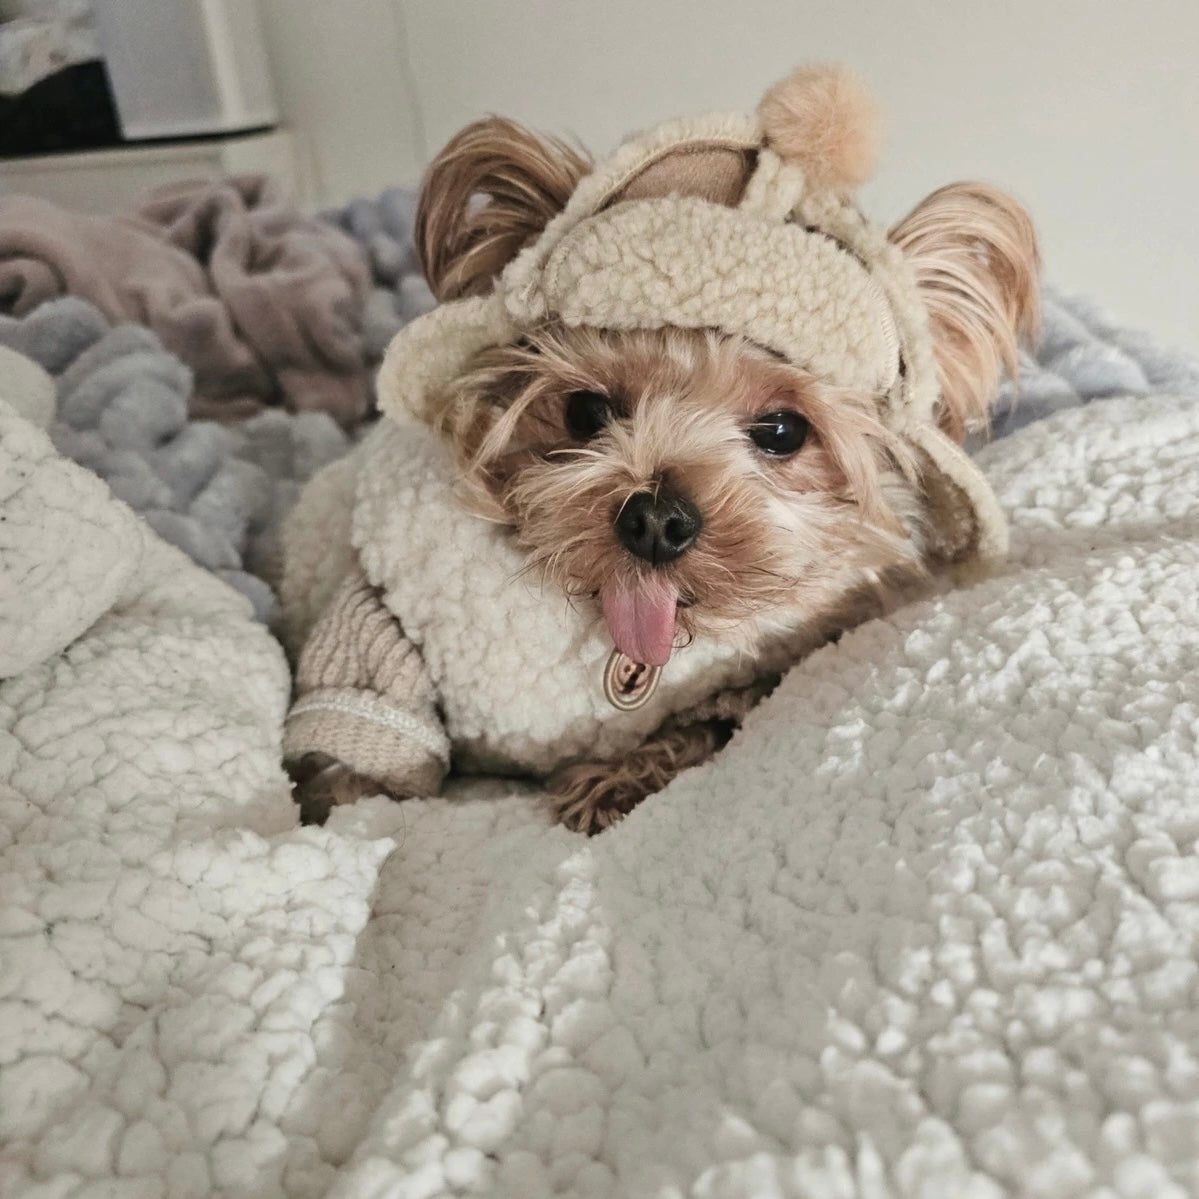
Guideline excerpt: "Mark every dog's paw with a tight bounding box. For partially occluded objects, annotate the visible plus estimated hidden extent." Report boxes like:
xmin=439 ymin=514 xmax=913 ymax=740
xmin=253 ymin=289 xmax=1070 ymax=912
xmin=286 ymin=752 xmax=394 ymax=825
xmin=545 ymin=760 xmax=649 ymax=835
xmin=546 ymin=719 xmax=733 ymax=834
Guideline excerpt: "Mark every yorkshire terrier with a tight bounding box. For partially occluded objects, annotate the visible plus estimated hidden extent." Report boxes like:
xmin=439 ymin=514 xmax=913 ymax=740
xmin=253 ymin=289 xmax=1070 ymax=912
xmin=289 ymin=66 xmax=1038 ymax=833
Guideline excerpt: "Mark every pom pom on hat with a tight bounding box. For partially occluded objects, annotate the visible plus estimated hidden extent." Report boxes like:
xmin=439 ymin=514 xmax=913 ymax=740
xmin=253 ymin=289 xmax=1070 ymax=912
xmin=758 ymin=64 xmax=881 ymax=192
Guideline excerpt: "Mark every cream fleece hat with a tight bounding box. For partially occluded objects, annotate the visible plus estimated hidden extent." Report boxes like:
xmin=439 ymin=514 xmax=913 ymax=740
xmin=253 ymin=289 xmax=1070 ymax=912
xmin=377 ymin=65 xmax=1008 ymax=566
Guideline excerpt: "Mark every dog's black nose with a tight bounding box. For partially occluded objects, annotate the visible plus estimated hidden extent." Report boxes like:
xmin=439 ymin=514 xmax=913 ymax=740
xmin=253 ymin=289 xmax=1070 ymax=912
xmin=614 ymin=490 xmax=702 ymax=564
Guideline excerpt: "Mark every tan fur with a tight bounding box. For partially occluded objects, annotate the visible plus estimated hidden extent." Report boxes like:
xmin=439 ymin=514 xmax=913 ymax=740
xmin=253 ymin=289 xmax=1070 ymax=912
xmin=547 ymin=718 xmax=733 ymax=834
xmin=415 ymin=116 xmax=591 ymax=302
xmin=439 ymin=324 xmax=923 ymax=655
xmin=757 ymin=64 xmax=881 ymax=191
xmin=288 ymin=752 xmax=391 ymax=825
xmin=890 ymin=183 xmax=1041 ymax=442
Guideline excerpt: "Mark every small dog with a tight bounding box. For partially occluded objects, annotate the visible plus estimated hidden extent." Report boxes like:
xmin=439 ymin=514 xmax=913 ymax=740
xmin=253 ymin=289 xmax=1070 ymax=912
xmin=288 ymin=66 xmax=1038 ymax=833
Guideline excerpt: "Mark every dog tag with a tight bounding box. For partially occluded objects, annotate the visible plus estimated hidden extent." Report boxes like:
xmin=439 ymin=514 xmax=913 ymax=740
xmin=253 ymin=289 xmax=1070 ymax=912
xmin=603 ymin=649 xmax=661 ymax=711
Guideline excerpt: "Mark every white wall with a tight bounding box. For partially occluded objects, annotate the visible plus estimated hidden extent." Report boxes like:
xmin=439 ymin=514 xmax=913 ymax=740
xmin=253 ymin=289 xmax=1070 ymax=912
xmin=261 ymin=0 xmax=1199 ymax=351
xmin=256 ymin=0 xmax=425 ymax=201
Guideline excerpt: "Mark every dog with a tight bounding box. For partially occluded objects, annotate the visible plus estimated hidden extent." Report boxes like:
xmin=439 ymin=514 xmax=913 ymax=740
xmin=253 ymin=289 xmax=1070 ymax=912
xmin=286 ymin=65 xmax=1038 ymax=833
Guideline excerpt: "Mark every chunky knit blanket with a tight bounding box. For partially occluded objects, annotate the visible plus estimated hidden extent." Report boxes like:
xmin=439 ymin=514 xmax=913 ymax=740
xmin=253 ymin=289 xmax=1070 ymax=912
xmin=993 ymin=289 xmax=1199 ymax=435
xmin=0 ymin=298 xmax=349 ymax=621
xmin=321 ymin=187 xmax=437 ymax=360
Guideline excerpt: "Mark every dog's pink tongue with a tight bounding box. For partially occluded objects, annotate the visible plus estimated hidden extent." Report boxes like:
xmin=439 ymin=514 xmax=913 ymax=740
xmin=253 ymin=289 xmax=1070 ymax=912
xmin=601 ymin=579 xmax=679 ymax=667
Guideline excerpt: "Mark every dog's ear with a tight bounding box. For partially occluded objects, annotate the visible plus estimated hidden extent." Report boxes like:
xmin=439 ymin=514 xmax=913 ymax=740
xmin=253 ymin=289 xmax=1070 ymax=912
xmin=415 ymin=117 xmax=591 ymax=302
xmin=890 ymin=183 xmax=1040 ymax=442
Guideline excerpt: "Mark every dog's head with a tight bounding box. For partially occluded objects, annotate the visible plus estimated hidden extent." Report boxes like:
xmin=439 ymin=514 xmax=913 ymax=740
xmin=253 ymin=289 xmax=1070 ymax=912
xmin=413 ymin=68 xmax=1039 ymax=666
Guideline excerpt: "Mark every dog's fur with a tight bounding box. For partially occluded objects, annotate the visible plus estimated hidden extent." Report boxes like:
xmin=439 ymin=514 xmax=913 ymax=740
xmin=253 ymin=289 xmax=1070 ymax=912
xmin=292 ymin=106 xmax=1039 ymax=834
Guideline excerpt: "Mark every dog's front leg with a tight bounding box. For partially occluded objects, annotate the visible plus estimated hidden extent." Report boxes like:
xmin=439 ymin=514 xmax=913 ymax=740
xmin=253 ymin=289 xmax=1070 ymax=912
xmin=545 ymin=718 xmax=734 ymax=835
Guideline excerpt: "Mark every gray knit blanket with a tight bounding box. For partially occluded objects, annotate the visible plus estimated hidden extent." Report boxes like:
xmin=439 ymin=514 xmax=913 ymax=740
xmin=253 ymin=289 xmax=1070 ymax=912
xmin=993 ymin=289 xmax=1199 ymax=436
xmin=0 ymin=299 xmax=349 ymax=622
xmin=2 ymin=186 xmax=1196 ymax=624
xmin=322 ymin=187 xmax=437 ymax=359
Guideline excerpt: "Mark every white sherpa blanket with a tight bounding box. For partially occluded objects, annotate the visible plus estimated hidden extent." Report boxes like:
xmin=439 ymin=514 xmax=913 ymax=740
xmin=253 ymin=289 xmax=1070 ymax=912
xmin=4 ymin=386 xmax=1199 ymax=1198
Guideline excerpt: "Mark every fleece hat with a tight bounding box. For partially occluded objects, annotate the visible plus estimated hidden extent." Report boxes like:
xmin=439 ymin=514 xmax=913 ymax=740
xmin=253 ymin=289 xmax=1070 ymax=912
xmin=377 ymin=65 xmax=1008 ymax=566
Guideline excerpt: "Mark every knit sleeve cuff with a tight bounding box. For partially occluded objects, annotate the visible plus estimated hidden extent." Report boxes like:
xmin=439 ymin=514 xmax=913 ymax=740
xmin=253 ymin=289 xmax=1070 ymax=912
xmin=283 ymin=686 xmax=449 ymax=799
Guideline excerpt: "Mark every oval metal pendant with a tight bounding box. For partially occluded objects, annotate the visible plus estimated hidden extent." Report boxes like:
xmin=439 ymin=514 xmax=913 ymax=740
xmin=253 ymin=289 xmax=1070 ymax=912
xmin=603 ymin=649 xmax=661 ymax=711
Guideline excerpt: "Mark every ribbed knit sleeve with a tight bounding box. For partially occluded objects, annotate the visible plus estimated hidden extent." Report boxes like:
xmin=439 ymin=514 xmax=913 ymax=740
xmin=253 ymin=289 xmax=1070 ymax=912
xmin=282 ymin=567 xmax=449 ymax=797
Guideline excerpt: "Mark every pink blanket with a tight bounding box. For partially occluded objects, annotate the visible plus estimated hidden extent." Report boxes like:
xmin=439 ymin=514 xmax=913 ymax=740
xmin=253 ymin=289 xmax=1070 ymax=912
xmin=0 ymin=176 xmax=372 ymax=425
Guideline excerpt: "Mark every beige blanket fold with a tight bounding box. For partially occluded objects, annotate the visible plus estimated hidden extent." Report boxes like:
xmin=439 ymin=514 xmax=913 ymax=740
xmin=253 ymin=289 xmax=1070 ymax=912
xmin=0 ymin=176 xmax=372 ymax=425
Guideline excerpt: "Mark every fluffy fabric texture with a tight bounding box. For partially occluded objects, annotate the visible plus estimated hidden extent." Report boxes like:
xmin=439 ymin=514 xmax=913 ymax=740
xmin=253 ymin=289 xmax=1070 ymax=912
xmin=0 ymin=395 xmax=391 ymax=1197
xmin=0 ymin=177 xmax=373 ymax=423
xmin=6 ymin=378 xmax=1199 ymax=1196
xmin=535 ymin=195 xmax=899 ymax=392
xmin=0 ymin=342 xmax=55 ymax=429
xmin=0 ymin=398 xmax=144 ymax=678
xmin=0 ymin=298 xmax=350 ymax=621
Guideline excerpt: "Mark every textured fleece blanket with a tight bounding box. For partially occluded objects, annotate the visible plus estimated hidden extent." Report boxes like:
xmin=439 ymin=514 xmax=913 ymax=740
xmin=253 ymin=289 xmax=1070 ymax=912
xmin=0 ymin=177 xmax=372 ymax=423
xmin=4 ymin=367 xmax=1198 ymax=1196
xmin=0 ymin=395 xmax=389 ymax=1198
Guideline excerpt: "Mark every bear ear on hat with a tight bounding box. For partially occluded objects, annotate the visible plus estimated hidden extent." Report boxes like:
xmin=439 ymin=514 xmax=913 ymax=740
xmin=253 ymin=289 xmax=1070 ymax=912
xmin=758 ymin=63 xmax=881 ymax=192
xmin=602 ymin=144 xmax=758 ymax=209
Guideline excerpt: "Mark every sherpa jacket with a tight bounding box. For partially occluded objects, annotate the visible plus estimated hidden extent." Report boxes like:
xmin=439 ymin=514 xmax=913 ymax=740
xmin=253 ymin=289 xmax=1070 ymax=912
xmin=280 ymin=418 xmax=811 ymax=795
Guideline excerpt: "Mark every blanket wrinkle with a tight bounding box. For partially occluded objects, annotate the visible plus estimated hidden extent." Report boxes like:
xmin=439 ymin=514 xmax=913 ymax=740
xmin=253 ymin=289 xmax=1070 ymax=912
xmin=0 ymin=400 xmax=146 ymax=677
xmin=0 ymin=410 xmax=398 ymax=1189
xmin=0 ymin=175 xmax=373 ymax=425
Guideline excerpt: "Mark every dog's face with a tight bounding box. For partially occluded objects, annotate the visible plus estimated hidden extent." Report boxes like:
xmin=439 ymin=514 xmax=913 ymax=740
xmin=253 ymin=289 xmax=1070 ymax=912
xmin=416 ymin=115 xmax=1039 ymax=665
xmin=445 ymin=323 xmax=918 ymax=663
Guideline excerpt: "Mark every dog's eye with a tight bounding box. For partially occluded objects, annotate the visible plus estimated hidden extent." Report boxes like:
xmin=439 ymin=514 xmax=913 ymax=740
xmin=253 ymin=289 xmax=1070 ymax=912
xmin=747 ymin=411 xmax=810 ymax=457
xmin=565 ymin=390 xmax=612 ymax=440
